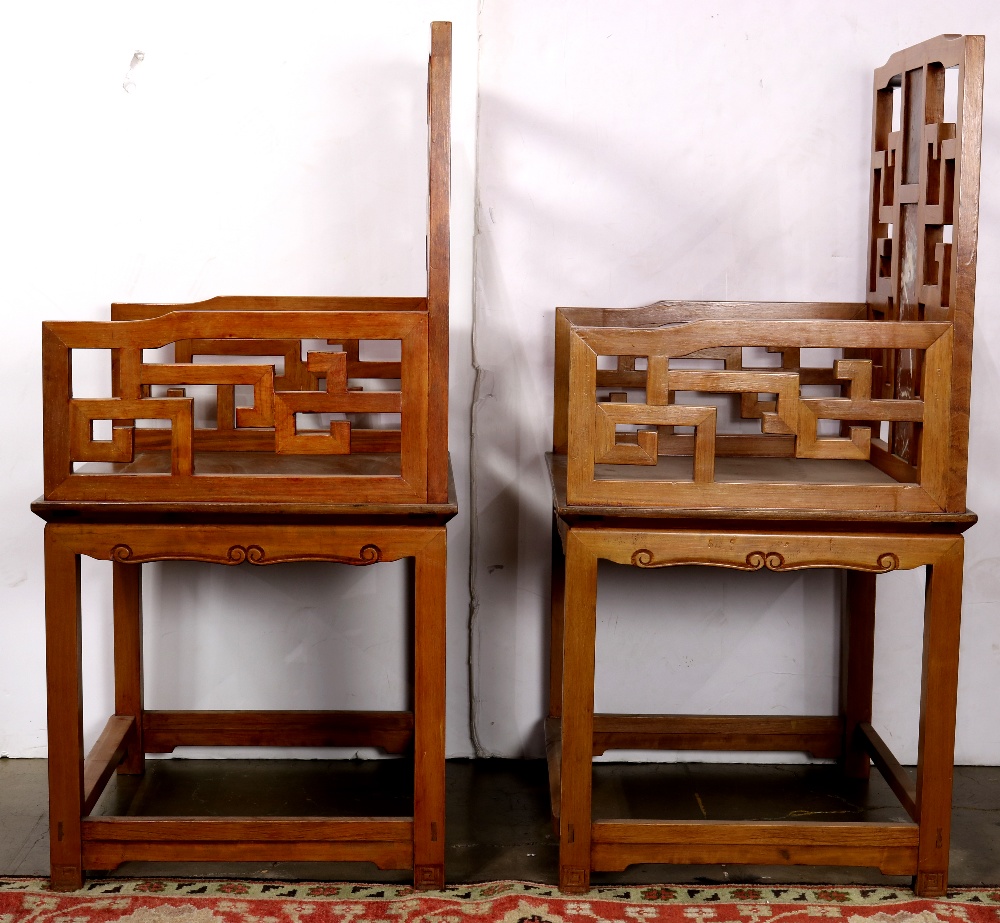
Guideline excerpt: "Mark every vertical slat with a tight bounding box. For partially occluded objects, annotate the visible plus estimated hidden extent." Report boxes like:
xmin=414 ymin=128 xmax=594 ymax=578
xmin=565 ymin=333 xmax=598 ymax=506
xmin=44 ymin=527 xmax=85 ymax=891
xmin=914 ymin=538 xmax=964 ymax=897
xmin=892 ymin=66 xmax=925 ymax=462
xmin=399 ymin=318 xmax=430 ymax=497
xmin=113 ymin=562 xmax=145 ymax=774
xmin=553 ymin=309 xmax=572 ymax=454
xmin=426 ymin=21 xmax=452 ymax=503
xmin=42 ymin=326 xmax=72 ymax=496
xmin=412 ymin=528 xmax=447 ymax=889
xmin=918 ymin=329 xmax=953 ymax=509
xmin=902 ymin=66 xmax=925 ymax=186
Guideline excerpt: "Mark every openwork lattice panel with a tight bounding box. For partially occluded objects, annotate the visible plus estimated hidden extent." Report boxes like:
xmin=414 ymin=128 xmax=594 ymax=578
xmin=565 ymin=318 xmax=955 ymax=512
xmin=43 ymin=310 xmax=430 ymax=503
xmin=865 ymin=34 xmax=983 ymax=486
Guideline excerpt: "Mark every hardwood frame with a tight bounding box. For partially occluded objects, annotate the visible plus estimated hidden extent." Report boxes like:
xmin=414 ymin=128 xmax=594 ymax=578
xmin=546 ymin=476 xmax=969 ymax=895
xmin=561 ymin=314 xmax=957 ymax=511
xmin=546 ymin=35 xmax=983 ymax=898
xmin=43 ymin=310 xmax=431 ymax=504
xmin=36 ymin=513 xmax=452 ymax=891
xmin=34 ymin=22 xmax=454 ymax=891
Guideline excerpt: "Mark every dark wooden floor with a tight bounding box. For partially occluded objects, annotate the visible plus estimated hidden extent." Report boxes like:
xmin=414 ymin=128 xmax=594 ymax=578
xmin=1 ymin=758 xmax=998 ymax=885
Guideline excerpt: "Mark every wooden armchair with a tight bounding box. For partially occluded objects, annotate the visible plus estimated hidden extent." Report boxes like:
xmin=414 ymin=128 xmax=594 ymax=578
xmin=548 ymin=34 xmax=983 ymax=896
xmin=34 ymin=22 xmax=453 ymax=891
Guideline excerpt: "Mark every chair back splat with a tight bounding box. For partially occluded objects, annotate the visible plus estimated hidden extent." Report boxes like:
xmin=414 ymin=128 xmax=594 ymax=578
xmin=866 ymin=34 xmax=984 ymax=510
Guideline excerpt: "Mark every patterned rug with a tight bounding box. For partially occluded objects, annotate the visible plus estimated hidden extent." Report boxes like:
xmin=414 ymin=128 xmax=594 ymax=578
xmin=2 ymin=879 xmax=1000 ymax=923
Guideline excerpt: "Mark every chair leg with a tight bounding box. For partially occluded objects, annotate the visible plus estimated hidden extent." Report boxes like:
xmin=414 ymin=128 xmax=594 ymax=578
xmin=113 ymin=561 xmax=145 ymax=775
xmin=44 ymin=528 xmax=85 ymax=891
xmin=549 ymin=516 xmax=566 ymax=720
xmin=913 ymin=539 xmax=964 ymax=897
xmin=412 ymin=529 xmax=447 ymax=890
xmin=840 ymin=570 xmax=876 ymax=778
xmin=559 ymin=530 xmax=597 ymax=893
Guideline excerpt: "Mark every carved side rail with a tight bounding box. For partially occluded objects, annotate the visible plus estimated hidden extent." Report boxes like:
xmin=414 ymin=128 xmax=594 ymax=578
xmin=564 ymin=318 xmax=955 ymax=512
xmin=42 ymin=310 xmax=431 ymax=504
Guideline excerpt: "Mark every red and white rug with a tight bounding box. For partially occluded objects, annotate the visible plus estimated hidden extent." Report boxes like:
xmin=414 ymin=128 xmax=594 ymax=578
xmin=3 ymin=879 xmax=1000 ymax=923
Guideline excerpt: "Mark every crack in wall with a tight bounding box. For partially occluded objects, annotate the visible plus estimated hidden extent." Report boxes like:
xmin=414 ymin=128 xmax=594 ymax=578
xmin=466 ymin=0 xmax=493 ymax=758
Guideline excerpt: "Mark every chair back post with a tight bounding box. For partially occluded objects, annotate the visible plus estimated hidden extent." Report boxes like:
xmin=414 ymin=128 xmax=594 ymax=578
xmin=426 ymin=20 xmax=452 ymax=502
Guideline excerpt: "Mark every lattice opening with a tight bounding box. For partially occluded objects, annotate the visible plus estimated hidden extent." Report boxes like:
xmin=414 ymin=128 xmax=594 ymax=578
xmin=670 ymin=390 xmax=749 ymax=435
xmin=192 ymin=351 xmax=287 ymax=373
xmin=944 ymin=64 xmax=958 ymax=123
xmin=358 ymin=339 xmax=402 ymax=363
xmin=344 ymin=411 xmax=402 ymax=433
xmin=741 ymin=347 xmax=782 ymax=368
xmin=70 ymin=348 xmax=113 ymax=399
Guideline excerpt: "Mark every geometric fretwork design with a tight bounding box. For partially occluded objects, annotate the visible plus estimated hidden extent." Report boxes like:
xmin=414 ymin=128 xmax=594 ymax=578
xmin=273 ymin=351 xmax=402 ymax=455
xmin=866 ymin=36 xmax=981 ymax=479
xmin=70 ymin=398 xmax=194 ymax=475
xmin=136 ymin=362 xmax=276 ymax=429
xmin=655 ymin=365 xmax=801 ymax=436
xmin=560 ymin=311 xmax=958 ymax=511
xmin=595 ymin=401 xmax=716 ymax=481
xmin=596 ymin=352 xmax=930 ymax=467
xmin=42 ymin=308 xmax=431 ymax=504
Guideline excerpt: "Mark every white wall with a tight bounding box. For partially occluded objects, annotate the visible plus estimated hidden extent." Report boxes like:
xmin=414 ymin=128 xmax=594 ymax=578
xmin=2 ymin=1 xmax=999 ymax=766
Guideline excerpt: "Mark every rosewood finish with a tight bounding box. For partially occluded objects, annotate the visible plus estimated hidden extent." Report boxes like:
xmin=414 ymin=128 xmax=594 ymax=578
xmin=34 ymin=22 xmax=454 ymax=892
xmin=548 ymin=34 xmax=983 ymax=897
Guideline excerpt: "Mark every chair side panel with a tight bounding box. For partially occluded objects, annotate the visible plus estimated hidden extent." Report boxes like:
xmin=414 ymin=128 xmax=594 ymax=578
xmin=563 ymin=318 xmax=955 ymax=513
xmin=42 ymin=310 xmax=430 ymax=504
